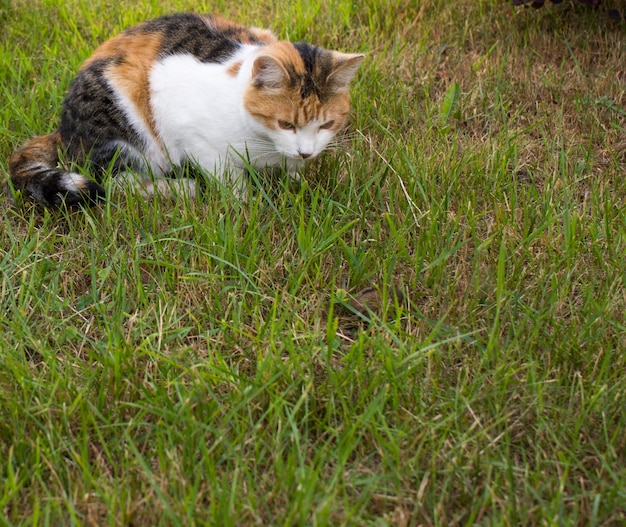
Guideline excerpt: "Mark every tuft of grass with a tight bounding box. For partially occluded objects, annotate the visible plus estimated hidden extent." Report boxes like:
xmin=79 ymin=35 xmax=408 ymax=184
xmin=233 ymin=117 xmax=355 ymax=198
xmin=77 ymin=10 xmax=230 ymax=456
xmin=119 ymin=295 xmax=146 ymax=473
xmin=2 ymin=0 xmax=626 ymax=525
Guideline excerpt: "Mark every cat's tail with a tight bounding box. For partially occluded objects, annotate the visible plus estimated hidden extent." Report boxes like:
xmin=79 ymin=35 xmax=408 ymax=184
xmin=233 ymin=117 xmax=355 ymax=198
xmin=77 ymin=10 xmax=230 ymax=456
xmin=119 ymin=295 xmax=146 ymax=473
xmin=8 ymin=132 xmax=105 ymax=207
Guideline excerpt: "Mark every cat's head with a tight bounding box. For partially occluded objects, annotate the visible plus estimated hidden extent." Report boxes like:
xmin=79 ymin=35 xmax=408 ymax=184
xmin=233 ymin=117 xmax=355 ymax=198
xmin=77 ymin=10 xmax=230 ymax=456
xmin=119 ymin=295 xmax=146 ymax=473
xmin=243 ymin=41 xmax=364 ymax=162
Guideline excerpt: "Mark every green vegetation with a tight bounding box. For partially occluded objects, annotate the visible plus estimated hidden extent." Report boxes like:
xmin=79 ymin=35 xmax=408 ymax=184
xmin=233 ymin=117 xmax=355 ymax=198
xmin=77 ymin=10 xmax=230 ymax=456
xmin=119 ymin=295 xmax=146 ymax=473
xmin=1 ymin=0 xmax=625 ymax=524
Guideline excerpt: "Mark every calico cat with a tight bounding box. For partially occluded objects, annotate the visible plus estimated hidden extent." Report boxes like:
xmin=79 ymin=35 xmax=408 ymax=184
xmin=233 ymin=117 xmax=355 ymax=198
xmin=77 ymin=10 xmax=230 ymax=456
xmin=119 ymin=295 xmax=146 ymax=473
xmin=8 ymin=13 xmax=363 ymax=207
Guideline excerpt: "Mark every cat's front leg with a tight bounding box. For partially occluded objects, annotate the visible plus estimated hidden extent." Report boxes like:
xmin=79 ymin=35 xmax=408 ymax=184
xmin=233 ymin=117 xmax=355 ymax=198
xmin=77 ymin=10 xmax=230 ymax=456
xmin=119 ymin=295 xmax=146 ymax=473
xmin=114 ymin=172 xmax=197 ymax=199
xmin=284 ymin=158 xmax=304 ymax=183
xmin=230 ymin=172 xmax=249 ymax=200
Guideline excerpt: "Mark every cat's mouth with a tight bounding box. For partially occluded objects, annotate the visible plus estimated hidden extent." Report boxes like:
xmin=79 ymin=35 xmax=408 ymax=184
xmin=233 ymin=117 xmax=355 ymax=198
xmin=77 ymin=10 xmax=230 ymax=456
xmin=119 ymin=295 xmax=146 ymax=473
xmin=285 ymin=153 xmax=312 ymax=162
xmin=283 ymin=149 xmax=319 ymax=162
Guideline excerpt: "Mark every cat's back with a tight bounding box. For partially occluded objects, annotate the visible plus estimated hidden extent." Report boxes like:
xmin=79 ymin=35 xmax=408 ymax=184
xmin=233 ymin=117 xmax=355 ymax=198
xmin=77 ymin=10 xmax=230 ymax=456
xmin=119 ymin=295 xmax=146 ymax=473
xmin=135 ymin=13 xmax=276 ymax=62
xmin=83 ymin=13 xmax=277 ymax=69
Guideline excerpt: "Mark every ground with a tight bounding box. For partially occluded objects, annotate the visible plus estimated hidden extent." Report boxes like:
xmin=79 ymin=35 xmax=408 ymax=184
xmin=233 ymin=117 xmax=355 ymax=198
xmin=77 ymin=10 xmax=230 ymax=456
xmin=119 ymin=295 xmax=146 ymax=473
xmin=1 ymin=0 xmax=625 ymax=525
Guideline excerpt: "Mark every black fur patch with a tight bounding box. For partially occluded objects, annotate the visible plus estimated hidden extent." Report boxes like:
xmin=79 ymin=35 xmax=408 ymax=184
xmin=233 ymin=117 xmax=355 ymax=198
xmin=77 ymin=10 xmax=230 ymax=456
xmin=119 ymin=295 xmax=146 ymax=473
xmin=293 ymin=42 xmax=334 ymax=101
xmin=23 ymin=168 xmax=105 ymax=207
xmin=140 ymin=14 xmax=267 ymax=63
xmin=59 ymin=59 xmax=144 ymax=171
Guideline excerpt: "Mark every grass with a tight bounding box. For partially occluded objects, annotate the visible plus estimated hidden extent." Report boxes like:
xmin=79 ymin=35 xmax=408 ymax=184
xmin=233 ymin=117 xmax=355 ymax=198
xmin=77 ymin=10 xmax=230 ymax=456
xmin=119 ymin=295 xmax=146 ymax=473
xmin=1 ymin=0 xmax=626 ymax=524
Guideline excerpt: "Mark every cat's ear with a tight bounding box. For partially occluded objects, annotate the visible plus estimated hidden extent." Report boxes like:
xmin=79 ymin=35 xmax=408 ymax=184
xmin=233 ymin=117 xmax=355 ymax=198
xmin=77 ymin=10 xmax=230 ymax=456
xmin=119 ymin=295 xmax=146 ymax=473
xmin=327 ymin=52 xmax=365 ymax=92
xmin=251 ymin=55 xmax=289 ymax=90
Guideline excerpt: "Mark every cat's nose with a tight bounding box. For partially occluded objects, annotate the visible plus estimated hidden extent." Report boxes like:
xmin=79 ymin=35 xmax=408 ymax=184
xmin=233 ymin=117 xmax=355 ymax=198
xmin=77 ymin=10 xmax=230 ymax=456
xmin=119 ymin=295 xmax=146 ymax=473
xmin=298 ymin=151 xmax=312 ymax=159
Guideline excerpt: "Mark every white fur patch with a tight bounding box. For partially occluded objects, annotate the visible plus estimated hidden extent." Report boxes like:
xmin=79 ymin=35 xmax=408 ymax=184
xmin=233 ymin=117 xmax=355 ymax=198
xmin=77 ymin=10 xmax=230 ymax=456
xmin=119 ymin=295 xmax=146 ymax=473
xmin=60 ymin=172 xmax=87 ymax=193
xmin=150 ymin=51 xmax=252 ymax=177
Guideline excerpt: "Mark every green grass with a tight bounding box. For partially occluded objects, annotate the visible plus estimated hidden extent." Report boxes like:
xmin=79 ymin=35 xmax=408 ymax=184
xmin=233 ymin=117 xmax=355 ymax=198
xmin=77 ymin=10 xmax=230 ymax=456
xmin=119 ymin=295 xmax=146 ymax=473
xmin=2 ymin=0 xmax=626 ymax=524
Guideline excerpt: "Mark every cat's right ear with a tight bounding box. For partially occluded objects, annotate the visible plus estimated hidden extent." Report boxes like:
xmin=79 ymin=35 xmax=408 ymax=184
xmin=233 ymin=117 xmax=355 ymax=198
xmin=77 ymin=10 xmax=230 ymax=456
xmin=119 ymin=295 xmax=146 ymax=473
xmin=251 ymin=55 xmax=289 ymax=90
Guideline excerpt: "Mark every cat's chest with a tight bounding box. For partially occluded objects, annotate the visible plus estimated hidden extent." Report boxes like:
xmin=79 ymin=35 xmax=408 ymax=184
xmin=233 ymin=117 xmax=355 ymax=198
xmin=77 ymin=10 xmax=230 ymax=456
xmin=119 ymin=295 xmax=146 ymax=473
xmin=150 ymin=54 xmax=245 ymax=133
xmin=149 ymin=50 xmax=261 ymax=165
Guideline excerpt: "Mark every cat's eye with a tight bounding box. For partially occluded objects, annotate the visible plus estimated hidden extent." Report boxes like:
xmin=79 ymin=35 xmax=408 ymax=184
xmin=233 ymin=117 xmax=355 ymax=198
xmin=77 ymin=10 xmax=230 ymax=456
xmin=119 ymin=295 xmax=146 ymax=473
xmin=319 ymin=120 xmax=335 ymax=130
xmin=278 ymin=120 xmax=296 ymax=131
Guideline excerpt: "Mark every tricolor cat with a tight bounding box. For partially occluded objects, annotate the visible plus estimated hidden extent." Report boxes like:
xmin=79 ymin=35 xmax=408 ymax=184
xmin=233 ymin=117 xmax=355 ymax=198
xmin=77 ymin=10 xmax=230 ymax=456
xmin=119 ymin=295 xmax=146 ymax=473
xmin=8 ymin=13 xmax=364 ymax=207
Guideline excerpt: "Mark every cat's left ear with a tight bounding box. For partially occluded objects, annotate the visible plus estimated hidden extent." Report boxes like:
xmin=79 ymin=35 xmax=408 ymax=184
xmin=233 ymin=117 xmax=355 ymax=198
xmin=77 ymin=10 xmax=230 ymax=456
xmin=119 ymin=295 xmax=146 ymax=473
xmin=327 ymin=52 xmax=365 ymax=92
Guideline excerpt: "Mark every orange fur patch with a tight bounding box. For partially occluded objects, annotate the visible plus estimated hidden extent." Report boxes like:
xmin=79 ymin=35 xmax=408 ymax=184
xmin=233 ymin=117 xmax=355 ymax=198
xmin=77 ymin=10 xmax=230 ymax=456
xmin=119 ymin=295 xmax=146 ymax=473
xmin=83 ymin=32 xmax=163 ymax=143
xmin=9 ymin=132 xmax=62 ymax=181
xmin=261 ymin=41 xmax=307 ymax=74
xmin=227 ymin=61 xmax=243 ymax=77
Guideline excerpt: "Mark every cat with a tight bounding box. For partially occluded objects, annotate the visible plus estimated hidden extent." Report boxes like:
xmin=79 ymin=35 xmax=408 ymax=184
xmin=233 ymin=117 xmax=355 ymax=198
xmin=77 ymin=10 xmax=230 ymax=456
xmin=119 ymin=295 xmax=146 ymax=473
xmin=8 ymin=13 xmax=364 ymax=207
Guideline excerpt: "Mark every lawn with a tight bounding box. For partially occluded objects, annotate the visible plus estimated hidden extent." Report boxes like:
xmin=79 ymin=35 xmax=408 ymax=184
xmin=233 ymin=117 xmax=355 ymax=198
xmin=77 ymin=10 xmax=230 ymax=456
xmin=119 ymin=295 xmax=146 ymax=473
xmin=1 ymin=0 xmax=625 ymax=525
